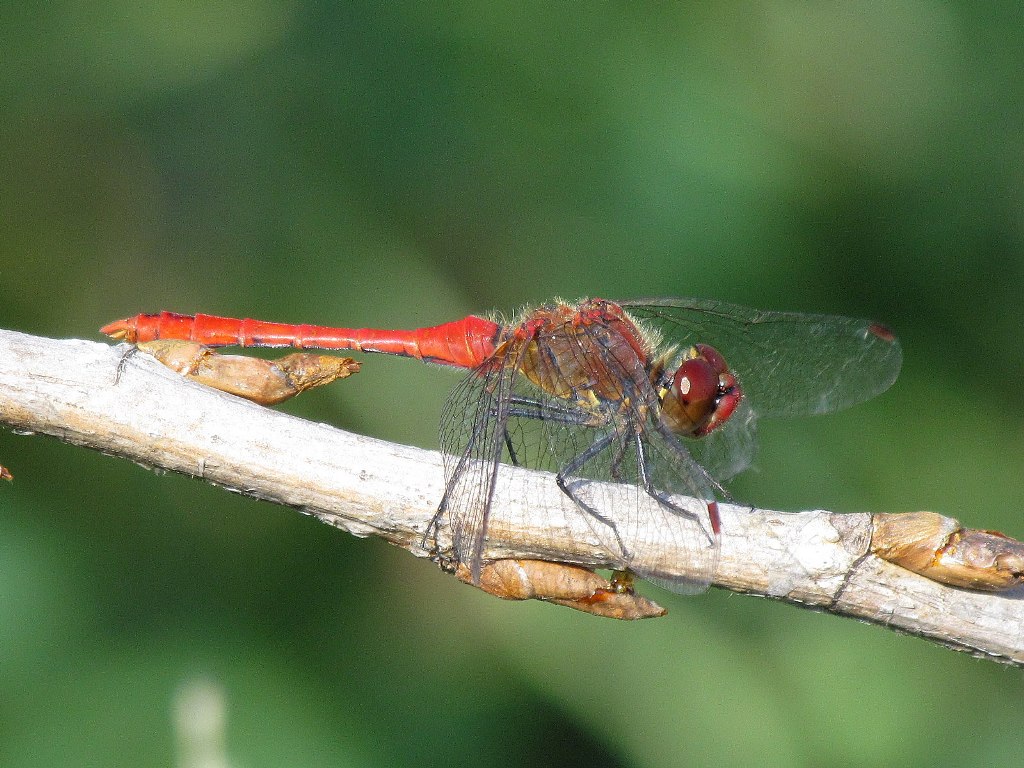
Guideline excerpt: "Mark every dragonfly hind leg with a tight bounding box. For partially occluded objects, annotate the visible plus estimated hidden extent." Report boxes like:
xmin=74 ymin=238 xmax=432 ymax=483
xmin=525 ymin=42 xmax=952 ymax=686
xmin=503 ymin=394 xmax=603 ymax=467
xmin=554 ymin=430 xmax=633 ymax=562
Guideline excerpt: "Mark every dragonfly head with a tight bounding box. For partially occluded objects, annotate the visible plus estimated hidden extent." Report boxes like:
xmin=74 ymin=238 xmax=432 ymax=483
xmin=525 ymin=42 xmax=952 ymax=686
xmin=658 ymin=343 xmax=742 ymax=438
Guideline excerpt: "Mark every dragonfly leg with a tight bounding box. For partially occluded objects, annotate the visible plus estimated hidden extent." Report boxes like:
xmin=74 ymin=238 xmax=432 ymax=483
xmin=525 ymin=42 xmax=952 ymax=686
xmin=555 ymin=430 xmax=632 ymax=561
xmin=648 ymin=422 xmax=721 ymax=544
xmin=505 ymin=395 xmax=597 ymax=426
xmin=503 ymin=395 xmax=605 ymax=466
xmin=608 ymin=434 xmax=632 ymax=482
xmin=502 ymin=429 xmax=520 ymax=466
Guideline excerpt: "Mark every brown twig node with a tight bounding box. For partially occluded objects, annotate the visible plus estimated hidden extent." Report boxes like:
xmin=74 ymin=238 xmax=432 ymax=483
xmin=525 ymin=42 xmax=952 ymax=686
xmin=873 ymin=512 xmax=1024 ymax=592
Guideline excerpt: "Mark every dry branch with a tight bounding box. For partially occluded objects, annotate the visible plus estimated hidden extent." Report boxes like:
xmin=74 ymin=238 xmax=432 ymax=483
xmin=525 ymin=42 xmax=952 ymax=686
xmin=0 ymin=328 xmax=1021 ymax=663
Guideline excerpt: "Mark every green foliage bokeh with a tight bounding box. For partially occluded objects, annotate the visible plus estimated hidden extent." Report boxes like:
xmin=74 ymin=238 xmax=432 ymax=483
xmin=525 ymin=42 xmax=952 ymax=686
xmin=2 ymin=4 xmax=1022 ymax=766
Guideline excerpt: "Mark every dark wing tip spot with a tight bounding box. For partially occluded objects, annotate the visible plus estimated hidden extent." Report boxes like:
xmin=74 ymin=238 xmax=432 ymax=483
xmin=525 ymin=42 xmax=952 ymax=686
xmin=867 ymin=323 xmax=897 ymax=343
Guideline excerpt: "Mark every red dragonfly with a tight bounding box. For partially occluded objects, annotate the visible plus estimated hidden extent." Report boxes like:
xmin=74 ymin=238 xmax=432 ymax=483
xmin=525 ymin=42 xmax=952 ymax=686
xmin=102 ymin=297 xmax=901 ymax=593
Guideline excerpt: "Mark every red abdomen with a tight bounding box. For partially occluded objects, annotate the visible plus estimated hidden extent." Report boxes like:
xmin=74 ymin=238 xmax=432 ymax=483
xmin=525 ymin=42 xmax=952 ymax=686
xmin=101 ymin=312 xmax=502 ymax=370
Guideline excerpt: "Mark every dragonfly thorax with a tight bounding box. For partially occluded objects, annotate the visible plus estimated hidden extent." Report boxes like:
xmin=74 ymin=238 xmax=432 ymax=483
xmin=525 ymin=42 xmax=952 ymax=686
xmin=513 ymin=299 xmax=656 ymax=410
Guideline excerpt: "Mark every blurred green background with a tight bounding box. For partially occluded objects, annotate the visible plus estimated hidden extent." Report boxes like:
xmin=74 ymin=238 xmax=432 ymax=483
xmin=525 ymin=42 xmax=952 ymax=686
xmin=2 ymin=3 xmax=1023 ymax=766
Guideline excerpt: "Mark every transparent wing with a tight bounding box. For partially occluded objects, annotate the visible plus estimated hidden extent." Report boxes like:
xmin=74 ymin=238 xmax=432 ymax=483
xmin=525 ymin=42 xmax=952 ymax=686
xmin=685 ymin=396 xmax=758 ymax=482
xmin=620 ymin=297 xmax=902 ymax=418
xmin=632 ymin=421 xmax=722 ymax=592
xmin=437 ymin=308 xmax=731 ymax=594
xmin=499 ymin=388 xmax=719 ymax=594
xmin=436 ymin=351 xmax=521 ymax=585
xmin=498 ymin=322 xmax=721 ymax=593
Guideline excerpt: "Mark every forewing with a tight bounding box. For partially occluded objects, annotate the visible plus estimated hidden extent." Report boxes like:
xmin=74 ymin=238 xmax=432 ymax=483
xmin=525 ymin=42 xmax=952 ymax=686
xmin=621 ymin=297 xmax=902 ymax=418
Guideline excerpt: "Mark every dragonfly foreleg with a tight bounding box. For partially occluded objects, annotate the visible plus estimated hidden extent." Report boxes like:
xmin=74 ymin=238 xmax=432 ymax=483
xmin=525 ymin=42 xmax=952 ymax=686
xmin=648 ymin=423 xmax=721 ymax=546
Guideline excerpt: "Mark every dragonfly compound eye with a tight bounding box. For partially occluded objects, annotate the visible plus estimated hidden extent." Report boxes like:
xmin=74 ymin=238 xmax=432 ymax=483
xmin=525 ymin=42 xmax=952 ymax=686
xmin=667 ymin=345 xmax=742 ymax=437
xmin=673 ymin=357 xmax=719 ymax=409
